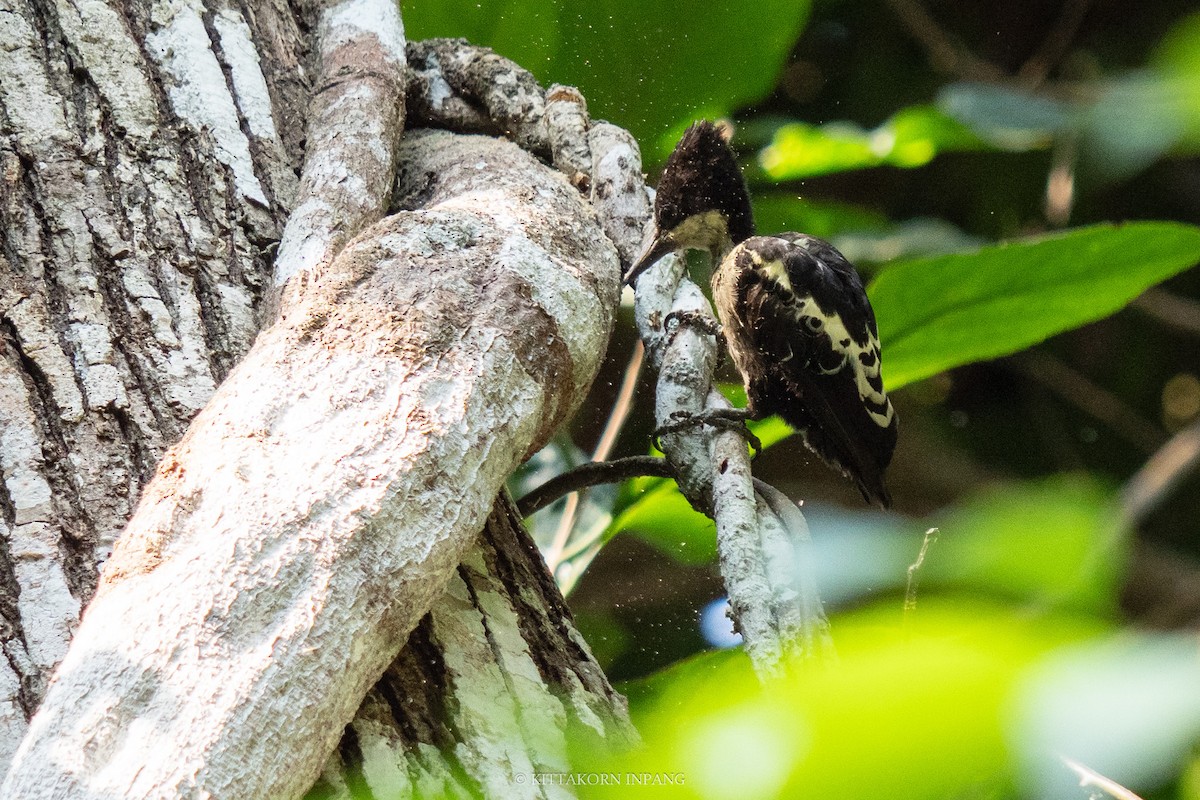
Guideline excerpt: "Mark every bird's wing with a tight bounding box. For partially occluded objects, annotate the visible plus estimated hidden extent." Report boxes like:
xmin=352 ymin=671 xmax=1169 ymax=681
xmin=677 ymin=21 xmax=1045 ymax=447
xmin=732 ymin=235 xmax=898 ymax=506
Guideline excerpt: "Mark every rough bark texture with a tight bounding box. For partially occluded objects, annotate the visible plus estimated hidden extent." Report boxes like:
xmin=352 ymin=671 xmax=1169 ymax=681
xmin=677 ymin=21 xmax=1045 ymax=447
xmin=0 ymin=0 xmax=296 ymax=765
xmin=1 ymin=2 xmax=632 ymax=797
xmin=318 ymin=492 xmax=634 ymax=800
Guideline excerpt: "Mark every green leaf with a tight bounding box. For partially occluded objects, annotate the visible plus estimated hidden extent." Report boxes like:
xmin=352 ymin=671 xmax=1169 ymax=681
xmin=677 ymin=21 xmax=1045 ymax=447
xmin=758 ymin=105 xmax=987 ymax=181
xmin=401 ymin=0 xmax=563 ymax=70
xmin=403 ymin=0 xmax=811 ymax=157
xmin=871 ymin=222 xmax=1200 ymax=390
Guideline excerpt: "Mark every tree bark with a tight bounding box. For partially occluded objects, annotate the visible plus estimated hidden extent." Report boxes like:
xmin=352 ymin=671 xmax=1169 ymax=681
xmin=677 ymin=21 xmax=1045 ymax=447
xmin=1 ymin=1 xmax=633 ymax=797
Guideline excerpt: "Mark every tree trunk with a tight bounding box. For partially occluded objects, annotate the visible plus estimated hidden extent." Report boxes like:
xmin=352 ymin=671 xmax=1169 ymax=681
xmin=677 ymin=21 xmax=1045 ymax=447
xmin=0 ymin=1 xmax=634 ymax=796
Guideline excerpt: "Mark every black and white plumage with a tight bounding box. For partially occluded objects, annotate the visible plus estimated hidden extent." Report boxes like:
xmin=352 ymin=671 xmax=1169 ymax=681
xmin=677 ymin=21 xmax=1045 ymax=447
xmin=625 ymin=121 xmax=898 ymax=507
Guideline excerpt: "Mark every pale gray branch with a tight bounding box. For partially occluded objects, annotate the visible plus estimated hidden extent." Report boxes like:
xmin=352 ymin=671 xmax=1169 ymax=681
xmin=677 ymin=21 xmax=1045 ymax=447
xmin=404 ymin=38 xmax=550 ymax=156
xmin=272 ymin=0 xmax=407 ymax=290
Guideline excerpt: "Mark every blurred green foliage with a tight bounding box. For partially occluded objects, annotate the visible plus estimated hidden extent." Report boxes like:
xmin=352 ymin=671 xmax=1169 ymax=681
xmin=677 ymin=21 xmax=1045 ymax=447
xmin=571 ymin=602 xmax=1200 ymax=800
xmin=796 ymin=475 xmax=1124 ymax=615
xmin=403 ymin=2 xmax=1200 ymax=798
xmin=937 ymin=82 xmax=1069 ymax=151
xmin=759 ymin=105 xmax=988 ymax=180
xmin=751 ymin=195 xmax=889 ymax=241
xmin=921 ymin=476 xmax=1123 ymax=614
xmin=610 ymin=478 xmax=716 ymax=566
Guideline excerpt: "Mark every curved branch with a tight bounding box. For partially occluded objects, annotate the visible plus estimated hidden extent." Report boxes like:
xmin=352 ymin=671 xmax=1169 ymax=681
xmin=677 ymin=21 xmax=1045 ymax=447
xmin=518 ymin=456 xmax=675 ymax=517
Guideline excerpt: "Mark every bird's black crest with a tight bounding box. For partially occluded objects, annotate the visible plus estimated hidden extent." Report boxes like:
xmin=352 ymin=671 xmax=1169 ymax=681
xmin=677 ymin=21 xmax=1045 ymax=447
xmin=655 ymin=121 xmax=755 ymax=244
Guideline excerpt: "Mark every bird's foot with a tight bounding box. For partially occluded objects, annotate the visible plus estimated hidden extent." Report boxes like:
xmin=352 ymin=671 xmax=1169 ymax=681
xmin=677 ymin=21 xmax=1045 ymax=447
xmin=663 ymin=310 xmax=728 ymax=367
xmin=664 ymin=310 xmax=723 ymax=342
xmin=653 ymin=407 xmax=762 ymax=459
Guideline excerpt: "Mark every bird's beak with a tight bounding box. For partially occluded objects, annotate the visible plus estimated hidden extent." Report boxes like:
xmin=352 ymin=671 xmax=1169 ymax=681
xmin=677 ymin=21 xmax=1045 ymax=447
xmin=623 ymin=226 xmax=676 ymax=285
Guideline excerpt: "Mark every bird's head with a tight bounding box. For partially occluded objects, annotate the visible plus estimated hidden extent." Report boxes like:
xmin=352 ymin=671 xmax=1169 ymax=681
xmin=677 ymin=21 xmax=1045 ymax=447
xmin=624 ymin=120 xmax=755 ymax=285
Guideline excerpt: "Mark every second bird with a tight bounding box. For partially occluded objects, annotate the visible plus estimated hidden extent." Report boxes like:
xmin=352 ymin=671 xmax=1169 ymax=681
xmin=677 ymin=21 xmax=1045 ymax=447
xmin=624 ymin=121 xmax=898 ymax=508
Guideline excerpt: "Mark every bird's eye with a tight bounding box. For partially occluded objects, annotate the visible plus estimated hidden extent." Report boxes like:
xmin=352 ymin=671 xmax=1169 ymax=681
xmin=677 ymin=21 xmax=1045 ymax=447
xmin=805 ymin=316 xmax=823 ymax=331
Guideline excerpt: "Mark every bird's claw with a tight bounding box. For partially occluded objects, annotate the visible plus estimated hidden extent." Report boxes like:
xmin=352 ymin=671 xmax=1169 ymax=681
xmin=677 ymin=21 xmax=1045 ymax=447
xmin=663 ymin=310 xmax=723 ymax=342
xmin=652 ymin=408 xmax=762 ymax=460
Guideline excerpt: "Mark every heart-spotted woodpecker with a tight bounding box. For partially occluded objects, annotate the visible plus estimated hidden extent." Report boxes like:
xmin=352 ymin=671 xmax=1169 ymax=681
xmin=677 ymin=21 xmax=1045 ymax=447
xmin=624 ymin=121 xmax=898 ymax=508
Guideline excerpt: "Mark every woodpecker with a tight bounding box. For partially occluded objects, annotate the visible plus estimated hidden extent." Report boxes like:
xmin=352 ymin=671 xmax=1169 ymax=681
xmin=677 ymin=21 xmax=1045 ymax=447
xmin=625 ymin=121 xmax=898 ymax=508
